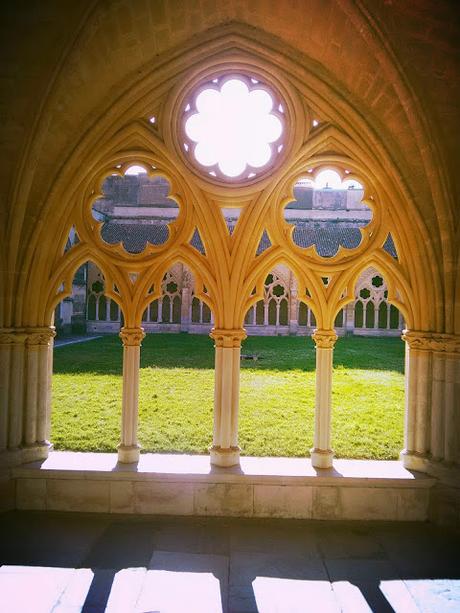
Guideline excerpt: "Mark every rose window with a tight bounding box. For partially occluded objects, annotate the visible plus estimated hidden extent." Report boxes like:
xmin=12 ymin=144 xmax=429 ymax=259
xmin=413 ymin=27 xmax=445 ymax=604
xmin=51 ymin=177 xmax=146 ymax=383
xmin=182 ymin=76 xmax=285 ymax=181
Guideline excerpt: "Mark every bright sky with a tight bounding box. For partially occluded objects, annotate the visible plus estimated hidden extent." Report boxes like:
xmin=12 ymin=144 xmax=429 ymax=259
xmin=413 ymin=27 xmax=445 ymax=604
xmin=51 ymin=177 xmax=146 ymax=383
xmin=313 ymin=169 xmax=362 ymax=190
xmin=185 ymin=78 xmax=283 ymax=178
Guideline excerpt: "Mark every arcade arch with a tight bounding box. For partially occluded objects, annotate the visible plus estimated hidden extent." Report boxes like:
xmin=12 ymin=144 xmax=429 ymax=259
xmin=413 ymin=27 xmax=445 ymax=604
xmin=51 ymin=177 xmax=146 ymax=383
xmin=3 ymin=28 xmax=453 ymax=477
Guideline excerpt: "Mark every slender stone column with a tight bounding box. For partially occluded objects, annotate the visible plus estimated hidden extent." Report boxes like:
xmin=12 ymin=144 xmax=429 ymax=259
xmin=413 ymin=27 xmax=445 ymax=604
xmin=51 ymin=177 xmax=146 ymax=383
xmin=158 ymin=298 xmax=163 ymax=324
xmin=210 ymin=328 xmax=247 ymax=467
xmin=28 ymin=328 xmax=56 ymax=461
xmin=400 ymin=331 xmax=433 ymax=471
xmin=0 ymin=329 xmax=28 ymax=465
xmin=24 ymin=337 xmax=39 ymax=445
xmin=443 ymin=354 xmax=457 ymax=463
xmin=0 ymin=331 xmax=13 ymax=453
xmin=0 ymin=327 xmax=55 ymax=464
xmin=118 ymin=327 xmax=145 ymax=463
xmin=428 ymin=334 xmax=460 ymax=464
xmin=310 ymin=329 xmax=338 ymax=469
xmin=401 ymin=331 xmax=460 ymax=470
xmin=289 ymin=289 xmax=298 ymax=334
xmin=430 ymin=351 xmax=445 ymax=461
xmin=46 ymin=333 xmax=54 ymax=442
xmin=345 ymin=304 xmax=355 ymax=333
xmin=8 ymin=332 xmax=27 ymax=451
xmin=373 ymin=305 xmax=379 ymax=329
xmin=180 ymin=287 xmax=191 ymax=331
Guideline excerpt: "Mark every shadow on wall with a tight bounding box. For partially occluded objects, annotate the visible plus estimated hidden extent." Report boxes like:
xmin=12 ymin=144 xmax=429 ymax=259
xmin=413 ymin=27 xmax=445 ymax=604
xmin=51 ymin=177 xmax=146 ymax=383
xmin=53 ymin=334 xmax=404 ymax=375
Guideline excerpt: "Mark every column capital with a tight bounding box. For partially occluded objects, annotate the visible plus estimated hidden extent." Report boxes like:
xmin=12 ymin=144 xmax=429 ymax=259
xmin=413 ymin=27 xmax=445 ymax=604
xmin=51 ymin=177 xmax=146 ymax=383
xmin=210 ymin=328 xmax=247 ymax=348
xmin=0 ymin=328 xmax=28 ymax=345
xmin=119 ymin=327 xmax=146 ymax=346
xmin=402 ymin=330 xmax=460 ymax=354
xmin=312 ymin=329 xmax=338 ymax=349
xmin=0 ymin=327 xmax=56 ymax=346
xmin=25 ymin=327 xmax=56 ymax=347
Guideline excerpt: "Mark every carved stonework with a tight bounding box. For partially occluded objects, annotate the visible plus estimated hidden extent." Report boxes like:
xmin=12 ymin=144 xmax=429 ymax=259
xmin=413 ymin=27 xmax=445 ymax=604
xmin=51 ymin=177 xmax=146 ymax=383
xmin=210 ymin=328 xmax=247 ymax=348
xmin=312 ymin=329 xmax=338 ymax=349
xmin=26 ymin=327 xmax=57 ymax=347
xmin=0 ymin=329 xmax=29 ymax=345
xmin=182 ymin=269 xmax=193 ymax=289
xmin=0 ymin=327 xmax=56 ymax=346
xmin=119 ymin=327 xmax=146 ymax=346
xmin=402 ymin=330 xmax=460 ymax=354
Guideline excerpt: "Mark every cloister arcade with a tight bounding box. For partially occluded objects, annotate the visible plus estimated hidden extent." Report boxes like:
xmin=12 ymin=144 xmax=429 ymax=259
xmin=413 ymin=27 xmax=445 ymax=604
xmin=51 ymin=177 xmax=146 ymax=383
xmin=82 ymin=262 xmax=403 ymax=337
xmin=0 ymin=76 xmax=447 ymax=471
xmin=1 ymin=7 xmax=459 ymax=526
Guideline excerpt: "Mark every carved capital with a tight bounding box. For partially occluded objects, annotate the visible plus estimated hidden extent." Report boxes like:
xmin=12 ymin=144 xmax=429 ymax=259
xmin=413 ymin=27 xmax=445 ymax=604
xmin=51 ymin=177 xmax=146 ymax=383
xmin=26 ymin=327 xmax=56 ymax=347
xmin=0 ymin=328 xmax=28 ymax=345
xmin=210 ymin=328 xmax=247 ymax=348
xmin=402 ymin=330 xmax=460 ymax=354
xmin=119 ymin=327 xmax=146 ymax=346
xmin=312 ymin=329 xmax=338 ymax=349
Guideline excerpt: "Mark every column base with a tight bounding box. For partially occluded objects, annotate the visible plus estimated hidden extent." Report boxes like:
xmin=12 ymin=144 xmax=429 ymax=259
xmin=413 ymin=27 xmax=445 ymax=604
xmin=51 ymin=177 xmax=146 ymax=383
xmin=0 ymin=448 xmax=23 ymax=468
xmin=117 ymin=444 xmax=140 ymax=464
xmin=21 ymin=441 xmax=53 ymax=464
xmin=310 ymin=448 xmax=334 ymax=469
xmin=400 ymin=449 xmax=429 ymax=472
xmin=210 ymin=445 xmax=240 ymax=467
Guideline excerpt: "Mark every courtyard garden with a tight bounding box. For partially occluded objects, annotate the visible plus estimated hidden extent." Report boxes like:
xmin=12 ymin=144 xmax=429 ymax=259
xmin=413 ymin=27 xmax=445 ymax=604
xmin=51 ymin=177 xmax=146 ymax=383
xmin=51 ymin=334 xmax=404 ymax=460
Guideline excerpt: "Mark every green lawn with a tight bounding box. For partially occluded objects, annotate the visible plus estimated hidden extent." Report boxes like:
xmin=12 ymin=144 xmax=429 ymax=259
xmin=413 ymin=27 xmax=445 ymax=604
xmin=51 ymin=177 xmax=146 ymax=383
xmin=51 ymin=334 xmax=405 ymax=459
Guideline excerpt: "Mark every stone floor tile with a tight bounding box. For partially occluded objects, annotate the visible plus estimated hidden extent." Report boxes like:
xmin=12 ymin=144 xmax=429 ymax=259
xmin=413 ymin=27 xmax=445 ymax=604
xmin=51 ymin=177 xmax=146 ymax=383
xmin=404 ymin=578 xmax=460 ymax=612
xmin=0 ymin=566 xmax=81 ymax=613
xmin=104 ymin=567 xmax=147 ymax=613
xmin=80 ymin=568 xmax=117 ymax=613
xmin=251 ymin=576 xmax=340 ymax=612
xmin=316 ymin=525 xmax=386 ymax=559
xmin=52 ymin=568 xmax=95 ymax=613
xmin=137 ymin=551 xmax=228 ymax=613
xmin=1 ymin=512 xmax=460 ymax=612
xmin=374 ymin=523 xmax=460 ymax=578
xmin=230 ymin=551 xmax=328 ymax=587
xmin=331 ymin=580 xmax=374 ymax=612
xmin=324 ymin=559 xmax=402 ymax=612
xmin=0 ymin=511 xmax=108 ymax=567
xmin=83 ymin=520 xmax=155 ymax=568
xmin=153 ymin=519 xmax=230 ymax=555
xmin=229 ymin=521 xmax=320 ymax=556
xmin=227 ymin=586 xmax=258 ymax=613
xmin=324 ymin=557 xmax=401 ymax=583
xmin=378 ymin=579 xmax=422 ymax=613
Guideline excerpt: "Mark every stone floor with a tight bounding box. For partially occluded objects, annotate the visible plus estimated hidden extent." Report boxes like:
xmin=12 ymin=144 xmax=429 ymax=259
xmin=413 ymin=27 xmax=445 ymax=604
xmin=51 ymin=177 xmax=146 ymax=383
xmin=0 ymin=512 xmax=459 ymax=612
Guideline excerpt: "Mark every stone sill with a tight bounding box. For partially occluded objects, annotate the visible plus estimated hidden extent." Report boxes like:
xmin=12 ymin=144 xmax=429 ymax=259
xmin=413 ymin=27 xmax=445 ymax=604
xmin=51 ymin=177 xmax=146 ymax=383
xmin=13 ymin=451 xmax=435 ymax=488
xmin=12 ymin=452 xmax=436 ymax=520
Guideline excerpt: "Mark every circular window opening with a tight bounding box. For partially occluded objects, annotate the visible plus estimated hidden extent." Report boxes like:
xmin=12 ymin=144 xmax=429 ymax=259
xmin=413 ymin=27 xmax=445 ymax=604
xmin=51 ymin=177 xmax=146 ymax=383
xmin=182 ymin=75 xmax=285 ymax=181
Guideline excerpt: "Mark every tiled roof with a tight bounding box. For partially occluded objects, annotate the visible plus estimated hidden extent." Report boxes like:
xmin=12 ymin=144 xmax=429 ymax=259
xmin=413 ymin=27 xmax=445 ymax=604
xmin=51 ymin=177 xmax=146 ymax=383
xmin=101 ymin=223 xmax=169 ymax=254
xmin=292 ymin=225 xmax=362 ymax=257
xmin=101 ymin=222 xmax=397 ymax=259
xmin=257 ymin=230 xmax=272 ymax=254
xmin=383 ymin=233 xmax=397 ymax=258
xmin=190 ymin=228 xmax=205 ymax=254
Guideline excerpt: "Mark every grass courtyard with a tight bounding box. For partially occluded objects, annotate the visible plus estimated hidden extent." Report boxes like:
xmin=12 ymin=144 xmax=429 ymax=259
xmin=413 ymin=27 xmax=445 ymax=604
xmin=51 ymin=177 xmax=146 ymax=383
xmin=51 ymin=334 xmax=405 ymax=460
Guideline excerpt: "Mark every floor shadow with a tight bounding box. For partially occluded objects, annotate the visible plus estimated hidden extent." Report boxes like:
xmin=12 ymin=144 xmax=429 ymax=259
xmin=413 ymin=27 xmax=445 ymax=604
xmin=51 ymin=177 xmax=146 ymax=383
xmin=1 ymin=512 xmax=459 ymax=612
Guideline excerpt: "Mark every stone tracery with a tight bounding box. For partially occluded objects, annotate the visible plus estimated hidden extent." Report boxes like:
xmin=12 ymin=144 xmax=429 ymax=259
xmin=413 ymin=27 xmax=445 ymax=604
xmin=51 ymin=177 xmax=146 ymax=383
xmin=38 ymin=64 xmax=415 ymax=468
xmin=1 ymin=28 xmax=457 ymax=490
